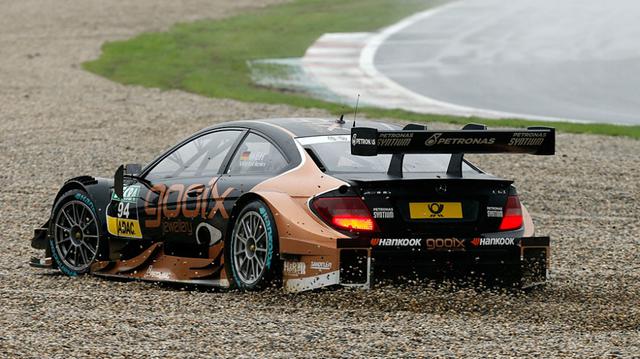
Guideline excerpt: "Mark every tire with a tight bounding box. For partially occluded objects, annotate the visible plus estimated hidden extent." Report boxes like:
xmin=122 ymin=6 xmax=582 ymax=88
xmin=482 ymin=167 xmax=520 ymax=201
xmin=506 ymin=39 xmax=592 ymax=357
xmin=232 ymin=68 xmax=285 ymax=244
xmin=48 ymin=189 xmax=106 ymax=276
xmin=226 ymin=200 xmax=280 ymax=291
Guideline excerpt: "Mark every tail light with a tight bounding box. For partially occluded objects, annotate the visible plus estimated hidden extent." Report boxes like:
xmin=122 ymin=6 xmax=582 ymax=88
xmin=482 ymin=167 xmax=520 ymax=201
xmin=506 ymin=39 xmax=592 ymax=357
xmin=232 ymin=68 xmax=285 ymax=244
xmin=499 ymin=195 xmax=523 ymax=231
xmin=311 ymin=197 xmax=378 ymax=232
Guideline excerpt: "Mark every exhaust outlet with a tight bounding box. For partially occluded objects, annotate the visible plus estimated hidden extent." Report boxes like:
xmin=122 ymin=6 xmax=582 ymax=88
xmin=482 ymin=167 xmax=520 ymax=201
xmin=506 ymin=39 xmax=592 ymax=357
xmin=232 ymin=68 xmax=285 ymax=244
xmin=195 ymin=222 xmax=222 ymax=247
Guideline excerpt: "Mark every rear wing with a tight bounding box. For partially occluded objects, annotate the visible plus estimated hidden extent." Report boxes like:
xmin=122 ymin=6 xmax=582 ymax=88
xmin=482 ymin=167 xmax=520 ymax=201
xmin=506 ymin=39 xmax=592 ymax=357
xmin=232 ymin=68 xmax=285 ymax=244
xmin=350 ymin=123 xmax=555 ymax=177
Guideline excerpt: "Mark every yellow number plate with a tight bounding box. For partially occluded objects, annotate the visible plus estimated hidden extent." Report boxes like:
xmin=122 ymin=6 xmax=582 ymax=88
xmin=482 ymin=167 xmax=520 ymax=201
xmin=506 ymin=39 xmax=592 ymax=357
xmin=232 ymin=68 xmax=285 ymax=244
xmin=409 ymin=202 xmax=463 ymax=219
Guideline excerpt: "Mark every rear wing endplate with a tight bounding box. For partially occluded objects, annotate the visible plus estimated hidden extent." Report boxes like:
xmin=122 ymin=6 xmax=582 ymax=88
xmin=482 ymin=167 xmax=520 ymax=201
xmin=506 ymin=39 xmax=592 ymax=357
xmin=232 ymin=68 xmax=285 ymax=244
xmin=351 ymin=123 xmax=555 ymax=177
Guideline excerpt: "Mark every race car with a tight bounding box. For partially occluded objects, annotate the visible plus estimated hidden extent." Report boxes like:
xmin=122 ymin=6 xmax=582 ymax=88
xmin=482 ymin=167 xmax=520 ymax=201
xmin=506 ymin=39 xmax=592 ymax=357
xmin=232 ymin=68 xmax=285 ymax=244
xmin=30 ymin=118 xmax=554 ymax=292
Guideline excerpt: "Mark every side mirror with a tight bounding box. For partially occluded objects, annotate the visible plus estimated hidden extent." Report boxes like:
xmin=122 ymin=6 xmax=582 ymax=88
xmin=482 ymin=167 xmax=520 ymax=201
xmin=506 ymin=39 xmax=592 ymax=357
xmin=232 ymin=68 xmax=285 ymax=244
xmin=114 ymin=165 xmax=125 ymax=199
xmin=125 ymin=163 xmax=142 ymax=176
xmin=114 ymin=163 xmax=143 ymax=199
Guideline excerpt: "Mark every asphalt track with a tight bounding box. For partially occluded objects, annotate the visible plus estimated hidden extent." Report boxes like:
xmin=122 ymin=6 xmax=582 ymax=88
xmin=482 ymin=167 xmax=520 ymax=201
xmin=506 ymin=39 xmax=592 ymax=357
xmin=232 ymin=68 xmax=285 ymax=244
xmin=374 ymin=0 xmax=640 ymax=124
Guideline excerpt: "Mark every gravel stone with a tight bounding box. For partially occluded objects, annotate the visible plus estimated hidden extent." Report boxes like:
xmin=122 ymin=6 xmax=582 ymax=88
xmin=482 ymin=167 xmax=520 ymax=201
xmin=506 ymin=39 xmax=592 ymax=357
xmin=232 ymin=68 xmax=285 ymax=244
xmin=1 ymin=1 xmax=639 ymax=358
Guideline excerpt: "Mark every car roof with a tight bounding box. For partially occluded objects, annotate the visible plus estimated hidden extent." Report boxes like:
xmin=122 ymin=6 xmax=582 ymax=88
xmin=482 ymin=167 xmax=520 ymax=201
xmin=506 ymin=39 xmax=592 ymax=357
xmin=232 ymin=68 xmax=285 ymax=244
xmin=212 ymin=118 xmax=402 ymax=138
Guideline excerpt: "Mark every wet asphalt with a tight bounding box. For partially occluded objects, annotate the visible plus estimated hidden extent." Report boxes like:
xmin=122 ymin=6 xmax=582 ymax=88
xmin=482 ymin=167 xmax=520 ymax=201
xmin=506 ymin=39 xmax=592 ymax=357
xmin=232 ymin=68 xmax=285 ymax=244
xmin=375 ymin=0 xmax=640 ymax=124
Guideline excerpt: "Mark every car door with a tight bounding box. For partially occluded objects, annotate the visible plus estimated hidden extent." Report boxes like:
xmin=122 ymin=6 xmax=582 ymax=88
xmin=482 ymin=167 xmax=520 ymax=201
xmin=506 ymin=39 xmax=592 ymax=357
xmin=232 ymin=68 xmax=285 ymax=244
xmin=136 ymin=129 xmax=245 ymax=248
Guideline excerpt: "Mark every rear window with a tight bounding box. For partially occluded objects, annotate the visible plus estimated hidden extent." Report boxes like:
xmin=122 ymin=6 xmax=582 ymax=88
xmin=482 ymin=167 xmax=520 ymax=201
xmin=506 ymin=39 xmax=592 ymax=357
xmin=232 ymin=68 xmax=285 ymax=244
xmin=298 ymin=135 xmax=476 ymax=174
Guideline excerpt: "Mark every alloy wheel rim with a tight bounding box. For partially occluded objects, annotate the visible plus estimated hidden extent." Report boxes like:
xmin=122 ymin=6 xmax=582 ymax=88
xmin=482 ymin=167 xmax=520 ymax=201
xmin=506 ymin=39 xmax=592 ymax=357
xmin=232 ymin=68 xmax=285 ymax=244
xmin=233 ymin=211 xmax=268 ymax=285
xmin=53 ymin=200 xmax=100 ymax=271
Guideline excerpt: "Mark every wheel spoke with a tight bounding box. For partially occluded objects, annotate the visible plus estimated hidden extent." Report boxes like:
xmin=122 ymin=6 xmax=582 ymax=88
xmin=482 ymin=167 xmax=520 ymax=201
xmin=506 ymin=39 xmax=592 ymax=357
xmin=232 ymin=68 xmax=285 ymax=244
xmin=72 ymin=204 xmax=81 ymax=226
xmin=255 ymin=247 xmax=267 ymax=253
xmin=249 ymin=259 xmax=255 ymax=280
xmin=236 ymin=234 xmax=248 ymax=244
xmin=78 ymin=246 xmax=89 ymax=265
xmin=64 ymin=246 xmax=75 ymax=265
xmin=77 ymin=206 xmax=86 ymax=226
xmin=240 ymin=256 xmax=248 ymax=272
xmin=62 ymin=209 xmax=75 ymax=226
xmin=81 ymin=241 xmax=96 ymax=256
xmin=55 ymin=223 xmax=71 ymax=232
xmin=242 ymin=220 xmax=251 ymax=239
xmin=75 ymin=247 xmax=81 ymax=266
xmin=252 ymin=216 xmax=260 ymax=237
xmin=255 ymin=255 xmax=265 ymax=269
xmin=82 ymin=217 xmax=94 ymax=231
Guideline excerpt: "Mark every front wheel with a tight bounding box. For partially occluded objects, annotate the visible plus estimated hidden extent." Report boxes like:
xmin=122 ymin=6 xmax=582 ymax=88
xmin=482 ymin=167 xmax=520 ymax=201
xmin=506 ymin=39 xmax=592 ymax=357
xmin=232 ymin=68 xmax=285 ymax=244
xmin=226 ymin=200 xmax=279 ymax=291
xmin=49 ymin=190 xmax=105 ymax=276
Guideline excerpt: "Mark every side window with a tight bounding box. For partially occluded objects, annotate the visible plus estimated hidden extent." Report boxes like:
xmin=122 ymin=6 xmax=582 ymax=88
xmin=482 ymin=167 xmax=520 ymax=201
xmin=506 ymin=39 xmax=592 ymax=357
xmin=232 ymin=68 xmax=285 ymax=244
xmin=227 ymin=133 xmax=288 ymax=175
xmin=146 ymin=130 xmax=241 ymax=180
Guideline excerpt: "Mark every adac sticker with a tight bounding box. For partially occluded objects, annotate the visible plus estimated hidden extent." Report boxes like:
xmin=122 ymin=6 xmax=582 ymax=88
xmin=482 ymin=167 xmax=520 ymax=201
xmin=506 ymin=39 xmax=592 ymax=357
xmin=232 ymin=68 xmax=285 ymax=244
xmin=107 ymin=216 xmax=142 ymax=239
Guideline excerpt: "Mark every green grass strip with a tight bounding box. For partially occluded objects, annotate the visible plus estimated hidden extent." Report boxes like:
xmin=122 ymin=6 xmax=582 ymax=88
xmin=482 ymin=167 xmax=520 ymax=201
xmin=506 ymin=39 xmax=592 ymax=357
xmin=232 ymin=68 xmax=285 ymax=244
xmin=83 ymin=0 xmax=640 ymax=139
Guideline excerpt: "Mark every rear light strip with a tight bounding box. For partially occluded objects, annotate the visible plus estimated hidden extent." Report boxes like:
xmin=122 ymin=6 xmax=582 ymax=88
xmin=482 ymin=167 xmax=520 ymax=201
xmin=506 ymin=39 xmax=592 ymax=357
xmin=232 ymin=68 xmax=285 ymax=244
xmin=311 ymin=197 xmax=378 ymax=232
xmin=499 ymin=195 xmax=523 ymax=231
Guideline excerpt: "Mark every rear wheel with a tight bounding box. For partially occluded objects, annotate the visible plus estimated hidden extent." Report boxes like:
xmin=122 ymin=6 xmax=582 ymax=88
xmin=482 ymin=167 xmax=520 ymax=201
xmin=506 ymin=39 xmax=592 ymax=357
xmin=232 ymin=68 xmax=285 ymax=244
xmin=49 ymin=190 xmax=104 ymax=276
xmin=226 ymin=200 xmax=279 ymax=291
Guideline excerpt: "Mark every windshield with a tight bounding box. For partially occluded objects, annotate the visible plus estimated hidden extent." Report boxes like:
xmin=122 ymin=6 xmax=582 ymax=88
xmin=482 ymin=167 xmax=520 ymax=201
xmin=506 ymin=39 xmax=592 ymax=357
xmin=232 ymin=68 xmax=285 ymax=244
xmin=298 ymin=135 xmax=477 ymax=174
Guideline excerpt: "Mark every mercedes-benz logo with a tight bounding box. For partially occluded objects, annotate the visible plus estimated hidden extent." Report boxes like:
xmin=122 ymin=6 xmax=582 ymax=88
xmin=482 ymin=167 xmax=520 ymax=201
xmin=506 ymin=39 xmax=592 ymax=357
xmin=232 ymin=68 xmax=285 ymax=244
xmin=435 ymin=184 xmax=447 ymax=193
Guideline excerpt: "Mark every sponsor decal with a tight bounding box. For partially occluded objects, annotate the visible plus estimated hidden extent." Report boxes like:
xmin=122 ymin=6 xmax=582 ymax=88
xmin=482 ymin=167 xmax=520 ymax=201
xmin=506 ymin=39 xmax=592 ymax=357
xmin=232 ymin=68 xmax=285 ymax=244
xmin=470 ymin=237 xmax=516 ymax=246
xmin=258 ymin=207 xmax=274 ymax=269
xmin=371 ymin=237 xmax=464 ymax=251
xmin=283 ymin=261 xmax=306 ymax=275
xmin=372 ymin=207 xmax=394 ymax=219
xmin=310 ymin=261 xmax=332 ymax=271
xmin=425 ymin=238 xmax=464 ymax=251
xmin=106 ymin=216 xmax=142 ymax=239
xmin=508 ymin=132 xmax=547 ymax=146
xmin=371 ymin=238 xmax=422 ymax=247
xmin=487 ymin=206 xmax=503 ymax=218
xmin=112 ymin=185 xmax=140 ymax=203
xmin=425 ymin=133 xmax=442 ymax=146
xmin=425 ymin=133 xmax=496 ymax=146
xmin=145 ymin=267 xmax=173 ymax=281
xmin=409 ymin=202 xmax=463 ymax=219
xmin=238 ymin=151 xmax=267 ymax=168
xmin=377 ymin=132 xmax=413 ymax=147
xmin=162 ymin=219 xmax=193 ymax=236
xmin=108 ymin=185 xmax=143 ymax=238
xmin=74 ymin=193 xmax=96 ymax=214
xmin=351 ymin=133 xmax=376 ymax=146
xmin=145 ymin=179 xmax=234 ymax=228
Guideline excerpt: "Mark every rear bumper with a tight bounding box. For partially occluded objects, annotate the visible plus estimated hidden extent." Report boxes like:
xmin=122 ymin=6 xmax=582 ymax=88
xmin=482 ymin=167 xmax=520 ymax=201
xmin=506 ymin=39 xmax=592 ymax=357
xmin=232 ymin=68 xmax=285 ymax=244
xmin=342 ymin=236 xmax=549 ymax=287
xmin=283 ymin=236 xmax=550 ymax=292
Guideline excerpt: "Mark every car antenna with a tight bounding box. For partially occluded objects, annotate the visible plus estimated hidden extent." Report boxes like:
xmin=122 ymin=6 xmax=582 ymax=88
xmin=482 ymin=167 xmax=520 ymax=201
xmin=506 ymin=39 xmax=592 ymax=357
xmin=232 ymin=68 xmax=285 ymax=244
xmin=336 ymin=114 xmax=345 ymax=124
xmin=352 ymin=94 xmax=360 ymax=127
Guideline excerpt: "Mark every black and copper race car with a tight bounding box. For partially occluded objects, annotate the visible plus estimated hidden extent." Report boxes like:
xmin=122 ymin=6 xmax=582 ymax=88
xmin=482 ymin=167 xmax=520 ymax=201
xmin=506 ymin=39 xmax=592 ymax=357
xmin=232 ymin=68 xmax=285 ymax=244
xmin=30 ymin=118 xmax=555 ymax=292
